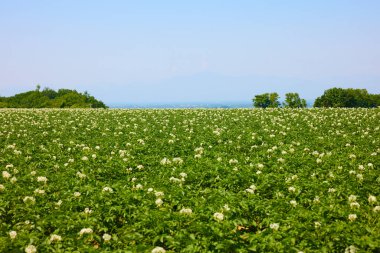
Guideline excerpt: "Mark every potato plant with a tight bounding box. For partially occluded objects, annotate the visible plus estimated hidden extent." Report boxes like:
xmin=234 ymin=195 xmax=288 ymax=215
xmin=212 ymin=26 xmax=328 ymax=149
xmin=0 ymin=108 xmax=379 ymax=252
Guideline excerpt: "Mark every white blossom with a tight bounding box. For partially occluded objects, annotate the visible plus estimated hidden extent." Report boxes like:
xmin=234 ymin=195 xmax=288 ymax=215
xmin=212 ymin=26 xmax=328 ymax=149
xmin=79 ymin=228 xmax=93 ymax=236
xmin=50 ymin=234 xmax=62 ymax=242
xmin=179 ymin=208 xmax=193 ymax=215
xmin=213 ymin=212 xmax=224 ymax=221
xmin=160 ymin=158 xmax=171 ymax=165
xmin=2 ymin=171 xmax=11 ymax=179
xmin=345 ymin=245 xmax=358 ymax=253
xmin=37 ymin=176 xmax=48 ymax=183
xmin=155 ymin=191 xmax=164 ymax=197
xmin=102 ymin=233 xmax=112 ymax=242
xmin=152 ymin=246 xmax=166 ymax=253
xmin=270 ymin=223 xmax=279 ymax=231
xmin=102 ymin=187 xmax=113 ymax=193
xmin=155 ymin=198 xmax=163 ymax=207
xmin=9 ymin=231 xmax=17 ymax=239
xmin=23 ymin=196 xmax=36 ymax=205
xmin=25 ymin=245 xmax=37 ymax=253
xmin=368 ymin=195 xmax=377 ymax=204
xmin=348 ymin=214 xmax=357 ymax=222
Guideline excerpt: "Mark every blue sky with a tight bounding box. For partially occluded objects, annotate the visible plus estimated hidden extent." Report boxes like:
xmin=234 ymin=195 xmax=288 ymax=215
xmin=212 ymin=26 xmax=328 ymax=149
xmin=1 ymin=0 xmax=379 ymax=104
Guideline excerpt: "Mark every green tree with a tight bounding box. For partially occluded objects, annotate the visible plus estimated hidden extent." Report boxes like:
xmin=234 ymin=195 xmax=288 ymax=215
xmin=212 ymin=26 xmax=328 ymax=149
xmin=283 ymin=93 xmax=307 ymax=108
xmin=253 ymin=93 xmax=280 ymax=108
xmin=314 ymin=88 xmax=377 ymax=108
xmin=0 ymin=87 xmax=107 ymax=108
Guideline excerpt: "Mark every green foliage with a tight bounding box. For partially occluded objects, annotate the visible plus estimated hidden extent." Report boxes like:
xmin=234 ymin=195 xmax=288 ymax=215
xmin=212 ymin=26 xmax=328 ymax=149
xmin=0 ymin=108 xmax=379 ymax=252
xmin=283 ymin=93 xmax=307 ymax=108
xmin=0 ymin=87 xmax=107 ymax=108
xmin=314 ymin=88 xmax=378 ymax=108
xmin=252 ymin=93 xmax=280 ymax=108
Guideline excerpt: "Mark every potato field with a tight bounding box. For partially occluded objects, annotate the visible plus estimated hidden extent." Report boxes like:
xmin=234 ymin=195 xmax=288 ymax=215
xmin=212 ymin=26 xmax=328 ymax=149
xmin=0 ymin=108 xmax=379 ymax=252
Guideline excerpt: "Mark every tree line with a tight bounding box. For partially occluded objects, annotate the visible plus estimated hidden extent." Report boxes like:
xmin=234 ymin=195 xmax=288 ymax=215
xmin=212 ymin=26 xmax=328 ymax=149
xmin=0 ymin=86 xmax=107 ymax=108
xmin=252 ymin=88 xmax=380 ymax=108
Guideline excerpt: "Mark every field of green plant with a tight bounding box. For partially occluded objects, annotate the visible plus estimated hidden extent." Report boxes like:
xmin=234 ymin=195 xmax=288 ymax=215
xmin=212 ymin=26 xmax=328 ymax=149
xmin=0 ymin=108 xmax=379 ymax=252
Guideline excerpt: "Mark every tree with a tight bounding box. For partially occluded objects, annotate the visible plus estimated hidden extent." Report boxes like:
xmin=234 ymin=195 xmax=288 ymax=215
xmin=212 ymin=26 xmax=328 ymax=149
xmin=253 ymin=93 xmax=280 ymax=108
xmin=0 ymin=87 xmax=107 ymax=108
xmin=314 ymin=88 xmax=377 ymax=108
xmin=283 ymin=93 xmax=307 ymax=108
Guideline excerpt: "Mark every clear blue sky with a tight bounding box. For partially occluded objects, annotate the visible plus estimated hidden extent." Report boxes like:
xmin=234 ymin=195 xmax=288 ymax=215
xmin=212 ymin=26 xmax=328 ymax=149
xmin=1 ymin=0 xmax=379 ymax=104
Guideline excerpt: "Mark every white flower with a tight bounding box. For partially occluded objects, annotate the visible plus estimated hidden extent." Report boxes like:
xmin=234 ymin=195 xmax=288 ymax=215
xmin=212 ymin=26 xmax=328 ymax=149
xmin=213 ymin=212 xmax=224 ymax=221
xmin=2 ymin=171 xmax=11 ymax=179
xmin=147 ymin=188 xmax=154 ymax=193
xmin=229 ymin=159 xmax=238 ymax=165
xmin=173 ymin=158 xmax=184 ymax=164
xmin=102 ymin=233 xmax=112 ymax=242
xmin=358 ymin=165 xmax=365 ymax=170
xmin=23 ymin=196 xmax=36 ymax=205
xmin=37 ymin=176 xmax=48 ymax=183
xmin=313 ymin=196 xmax=320 ymax=204
xmin=81 ymin=156 xmax=88 ymax=161
xmin=160 ymin=158 xmax=171 ymax=165
xmin=328 ymin=188 xmax=336 ymax=193
xmin=152 ymin=246 xmax=166 ymax=253
xmin=288 ymin=186 xmax=296 ymax=193
xmin=368 ymin=195 xmax=377 ymax=204
xmin=223 ymin=204 xmax=230 ymax=211
xmin=79 ymin=228 xmax=93 ymax=236
xmin=194 ymin=154 xmax=202 ymax=159
xmin=257 ymin=163 xmax=264 ymax=169
xmin=10 ymin=177 xmax=17 ymax=184
xmin=34 ymin=189 xmax=45 ymax=195
xmin=356 ymin=174 xmax=363 ymax=181
xmin=76 ymin=172 xmax=86 ymax=179
xmin=84 ymin=207 xmax=93 ymax=214
xmin=373 ymin=206 xmax=380 ymax=212
xmin=102 ymin=187 xmax=113 ymax=193
xmin=155 ymin=191 xmax=164 ymax=197
xmin=350 ymin=202 xmax=360 ymax=209
xmin=270 ymin=223 xmax=279 ymax=231
xmin=50 ymin=234 xmax=62 ymax=242
xmin=0 ymin=184 xmax=5 ymax=192
xmin=74 ymin=192 xmax=81 ymax=197
xmin=155 ymin=198 xmax=163 ymax=207
xmin=290 ymin=200 xmax=298 ymax=207
xmin=348 ymin=195 xmax=357 ymax=202
xmin=56 ymin=200 xmax=62 ymax=207
xmin=348 ymin=214 xmax=357 ymax=222
xmin=179 ymin=172 xmax=187 ymax=178
xmin=246 ymin=188 xmax=255 ymax=194
xmin=345 ymin=245 xmax=358 ymax=253
xmin=25 ymin=245 xmax=37 ymax=253
xmin=169 ymin=177 xmax=181 ymax=183
xmin=179 ymin=208 xmax=193 ymax=215
xmin=30 ymin=171 xmax=36 ymax=176
xmin=314 ymin=221 xmax=321 ymax=228
xmin=135 ymin=184 xmax=143 ymax=190
xmin=137 ymin=165 xmax=144 ymax=170
xmin=9 ymin=231 xmax=17 ymax=239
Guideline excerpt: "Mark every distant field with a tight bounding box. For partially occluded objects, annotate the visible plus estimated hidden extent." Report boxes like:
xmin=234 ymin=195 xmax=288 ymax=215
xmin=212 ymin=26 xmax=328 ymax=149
xmin=0 ymin=108 xmax=379 ymax=252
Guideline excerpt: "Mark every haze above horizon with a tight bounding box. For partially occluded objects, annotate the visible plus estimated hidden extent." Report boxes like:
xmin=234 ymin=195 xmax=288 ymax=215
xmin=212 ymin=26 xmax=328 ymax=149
xmin=1 ymin=1 xmax=379 ymax=104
